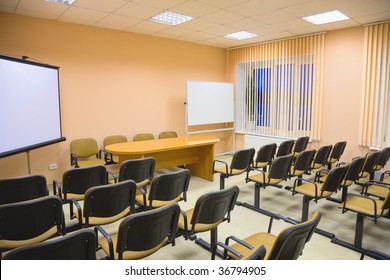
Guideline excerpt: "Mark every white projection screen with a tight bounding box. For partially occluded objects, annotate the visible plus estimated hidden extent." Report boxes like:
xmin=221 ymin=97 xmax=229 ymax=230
xmin=187 ymin=81 xmax=234 ymax=126
xmin=0 ymin=55 xmax=65 ymax=158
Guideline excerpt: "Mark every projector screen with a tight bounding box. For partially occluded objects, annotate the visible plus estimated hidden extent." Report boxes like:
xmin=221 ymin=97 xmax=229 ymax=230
xmin=0 ymin=55 xmax=65 ymax=158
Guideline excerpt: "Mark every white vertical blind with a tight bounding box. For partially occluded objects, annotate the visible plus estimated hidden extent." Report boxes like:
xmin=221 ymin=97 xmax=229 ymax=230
xmin=227 ymin=34 xmax=325 ymax=140
xmin=359 ymin=22 xmax=390 ymax=147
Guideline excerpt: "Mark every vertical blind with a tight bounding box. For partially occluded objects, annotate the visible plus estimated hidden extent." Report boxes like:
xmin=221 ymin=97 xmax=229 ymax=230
xmin=227 ymin=34 xmax=325 ymax=141
xmin=359 ymin=22 xmax=390 ymax=148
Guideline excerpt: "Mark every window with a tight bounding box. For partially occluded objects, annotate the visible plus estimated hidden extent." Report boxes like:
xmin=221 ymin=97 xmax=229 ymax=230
xmin=229 ymin=34 xmax=324 ymax=140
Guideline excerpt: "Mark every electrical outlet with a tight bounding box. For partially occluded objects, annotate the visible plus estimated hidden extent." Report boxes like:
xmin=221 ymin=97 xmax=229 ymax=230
xmin=49 ymin=163 xmax=57 ymax=170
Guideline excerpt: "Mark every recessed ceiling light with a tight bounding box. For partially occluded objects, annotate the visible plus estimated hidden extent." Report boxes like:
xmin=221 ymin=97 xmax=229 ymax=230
xmin=149 ymin=11 xmax=193 ymax=26
xmin=46 ymin=0 xmax=76 ymax=5
xmin=303 ymin=10 xmax=349 ymax=25
xmin=224 ymin=31 xmax=258 ymax=41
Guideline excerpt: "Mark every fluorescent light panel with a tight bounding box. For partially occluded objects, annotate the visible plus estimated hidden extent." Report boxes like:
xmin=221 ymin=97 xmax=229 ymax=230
xmin=303 ymin=10 xmax=349 ymax=25
xmin=224 ymin=31 xmax=258 ymax=41
xmin=149 ymin=11 xmax=193 ymax=26
xmin=46 ymin=0 xmax=76 ymax=5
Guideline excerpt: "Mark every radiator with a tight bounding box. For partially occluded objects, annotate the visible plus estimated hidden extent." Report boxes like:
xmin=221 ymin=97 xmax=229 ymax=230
xmin=244 ymin=134 xmax=290 ymax=149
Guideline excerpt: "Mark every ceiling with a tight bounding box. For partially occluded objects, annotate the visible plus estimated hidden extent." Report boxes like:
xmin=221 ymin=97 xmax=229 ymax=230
xmin=1 ymin=0 xmax=390 ymax=48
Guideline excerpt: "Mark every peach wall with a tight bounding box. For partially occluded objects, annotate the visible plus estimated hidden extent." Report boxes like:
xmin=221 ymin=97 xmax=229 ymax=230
xmin=0 ymin=12 xmax=227 ymax=181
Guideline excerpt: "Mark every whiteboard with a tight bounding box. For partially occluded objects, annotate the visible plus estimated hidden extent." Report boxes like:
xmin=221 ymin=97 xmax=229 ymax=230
xmin=187 ymin=81 xmax=234 ymax=126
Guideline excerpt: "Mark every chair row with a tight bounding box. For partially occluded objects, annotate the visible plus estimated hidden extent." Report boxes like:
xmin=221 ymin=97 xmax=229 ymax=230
xmin=213 ymin=144 xmax=390 ymax=253
xmin=1 ymin=184 xmax=322 ymax=260
xmin=70 ymin=131 xmax=178 ymax=167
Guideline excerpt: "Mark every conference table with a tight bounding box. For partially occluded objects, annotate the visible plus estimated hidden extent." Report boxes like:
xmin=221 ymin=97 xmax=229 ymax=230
xmin=105 ymin=135 xmax=220 ymax=181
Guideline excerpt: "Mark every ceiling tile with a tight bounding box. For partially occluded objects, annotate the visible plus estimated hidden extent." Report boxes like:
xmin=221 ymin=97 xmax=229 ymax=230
xmin=97 ymin=14 xmax=142 ymax=28
xmin=170 ymin=0 xmax=218 ymax=17
xmin=180 ymin=31 xmax=217 ymax=41
xmin=342 ymin=0 xmax=390 ymax=18
xmin=132 ymin=0 xmax=187 ymax=9
xmin=199 ymin=10 xmax=243 ymax=24
xmin=226 ymin=0 xmax=278 ymax=17
xmin=15 ymin=9 xmax=59 ymax=20
xmin=354 ymin=11 xmax=390 ymax=24
xmin=262 ymin=0 xmax=313 ymax=9
xmin=157 ymin=26 xmax=195 ymax=36
xmin=253 ymin=9 xmax=297 ymax=24
xmin=126 ymin=20 xmax=169 ymax=34
xmin=225 ymin=17 xmax=265 ymax=30
xmin=60 ymin=6 xmax=108 ymax=22
xmin=179 ymin=18 xmax=218 ymax=31
xmin=0 ymin=0 xmax=18 ymax=9
xmin=114 ymin=2 xmax=163 ymax=19
xmin=197 ymin=0 xmax=247 ymax=9
xmin=73 ymin=0 xmax=128 ymax=13
xmin=283 ymin=0 xmax=334 ymax=17
xmin=203 ymin=25 xmax=239 ymax=36
xmin=274 ymin=18 xmax=314 ymax=30
xmin=17 ymin=0 xmax=69 ymax=16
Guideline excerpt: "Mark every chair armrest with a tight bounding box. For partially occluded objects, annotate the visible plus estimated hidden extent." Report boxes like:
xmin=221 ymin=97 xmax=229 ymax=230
xmin=246 ymin=169 xmax=266 ymax=184
xmin=107 ymin=171 xmax=117 ymax=183
xmin=179 ymin=209 xmax=191 ymax=239
xmin=336 ymin=161 xmax=348 ymax=167
xmin=225 ymin=235 xmax=254 ymax=250
xmin=380 ymin=170 xmax=390 ymax=181
xmin=343 ymin=193 xmax=379 ymax=222
xmin=292 ymin=178 xmax=316 ymax=196
xmin=94 ymin=226 xmax=115 ymax=260
xmin=314 ymin=168 xmax=329 ymax=182
xmin=52 ymin=179 xmax=62 ymax=198
xmin=70 ymin=198 xmax=83 ymax=228
xmin=212 ymin=241 xmax=244 ymax=260
xmin=213 ymin=159 xmax=228 ymax=175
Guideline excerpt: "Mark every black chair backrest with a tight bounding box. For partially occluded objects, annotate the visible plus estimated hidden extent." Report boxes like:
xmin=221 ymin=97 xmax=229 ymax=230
xmin=148 ymin=169 xmax=191 ymax=206
xmin=322 ymin=165 xmax=349 ymax=192
xmin=270 ymin=211 xmax=321 ymax=260
xmin=329 ymin=141 xmax=347 ymax=161
xmin=294 ymin=150 xmax=316 ymax=172
xmin=344 ymin=157 xmax=365 ymax=182
xmin=268 ymin=155 xmax=294 ymax=181
xmin=116 ymin=203 xmax=180 ymax=259
xmin=190 ymin=185 xmax=239 ymax=228
xmin=254 ymin=143 xmax=277 ymax=165
xmin=3 ymin=229 xmax=97 ymax=260
xmin=360 ymin=151 xmax=381 ymax=175
xmin=230 ymin=148 xmax=255 ymax=171
xmin=0 ymin=174 xmax=48 ymax=205
xmin=293 ymin=136 xmax=310 ymax=154
xmin=118 ymin=158 xmax=155 ymax=183
xmin=62 ymin=165 xmax=108 ymax=198
xmin=376 ymin=147 xmax=390 ymax=168
xmin=276 ymin=140 xmax=295 ymax=157
xmin=0 ymin=196 xmax=64 ymax=245
xmin=312 ymin=145 xmax=333 ymax=167
xmin=83 ymin=180 xmax=137 ymax=223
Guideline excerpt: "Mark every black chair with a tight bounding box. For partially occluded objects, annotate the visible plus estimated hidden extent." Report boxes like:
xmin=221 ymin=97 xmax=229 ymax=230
xmin=244 ymin=155 xmax=293 ymax=210
xmin=95 ymin=203 xmax=180 ymax=260
xmin=116 ymin=158 xmax=155 ymax=196
xmin=0 ymin=174 xmax=48 ymax=205
xmin=338 ymin=183 xmax=390 ymax=250
xmin=356 ymin=151 xmax=381 ymax=183
xmin=177 ymin=186 xmax=240 ymax=253
xmin=373 ymin=147 xmax=390 ymax=172
xmin=327 ymin=141 xmax=347 ymax=169
xmin=135 ymin=169 xmax=191 ymax=210
xmin=292 ymin=164 xmax=348 ymax=221
xmin=213 ymin=211 xmax=321 ymax=260
xmin=310 ymin=145 xmax=332 ymax=172
xmin=0 ymin=196 xmax=65 ymax=256
xmin=275 ymin=140 xmax=295 ymax=157
xmin=252 ymin=143 xmax=277 ymax=171
xmin=213 ymin=148 xmax=255 ymax=190
xmin=292 ymin=136 xmax=310 ymax=157
xmin=72 ymin=180 xmax=137 ymax=228
xmin=364 ymin=172 xmax=390 ymax=200
xmin=288 ymin=150 xmax=316 ymax=184
xmin=3 ymin=229 xmax=97 ymax=260
xmin=53 ymin=165 xmax=109 ymax=223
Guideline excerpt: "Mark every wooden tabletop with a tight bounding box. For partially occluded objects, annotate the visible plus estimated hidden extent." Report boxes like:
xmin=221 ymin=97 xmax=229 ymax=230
xmin=105 ymin=135 xmax=220 ymax=155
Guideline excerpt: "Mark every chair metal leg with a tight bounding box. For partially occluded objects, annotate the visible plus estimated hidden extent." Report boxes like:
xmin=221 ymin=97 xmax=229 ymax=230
xmin=219 ymin=174 xmax=225 ymax=190
xmin=354 ymin=214 xmax=365 ymax=249
xmin=302 ymin=196 xmax=310 ymax=222
xmin=254 ymin=183 xmax=261 ymax=208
